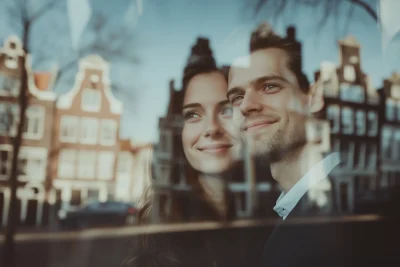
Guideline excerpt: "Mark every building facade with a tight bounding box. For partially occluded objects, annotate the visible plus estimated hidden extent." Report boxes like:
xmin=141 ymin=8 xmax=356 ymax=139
xmin=378 ymin=73 xmax=400 ymax=189
xmin=316 ymin=36 xmax=380 ymax=213
xmin=50 ymin=55 xmax=123 ymax=209
xmin=0 ymin=36 xmax=56 ymax=227
xmin=115 ymin=139 xmax=153 ymax=204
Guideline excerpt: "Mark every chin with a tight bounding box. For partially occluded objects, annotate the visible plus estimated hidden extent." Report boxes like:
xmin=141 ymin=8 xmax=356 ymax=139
xmin=195 ymin=160 xmax=231 ymax=175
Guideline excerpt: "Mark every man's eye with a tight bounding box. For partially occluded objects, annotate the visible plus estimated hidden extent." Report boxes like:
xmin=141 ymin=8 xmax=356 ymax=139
xmin=262 ymin=83 xmax=281 ymax=92
xmin=230 ymin=95 xmax=243 ymax=105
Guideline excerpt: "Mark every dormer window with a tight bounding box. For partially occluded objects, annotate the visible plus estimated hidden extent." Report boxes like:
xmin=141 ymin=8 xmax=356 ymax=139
xmin=5 ymin=55 xmax=18 ymax=69
xmin=343 ymin=65 xmax=356 ymax=82
xmin=81 ymin=88 xmax=101 ymax=112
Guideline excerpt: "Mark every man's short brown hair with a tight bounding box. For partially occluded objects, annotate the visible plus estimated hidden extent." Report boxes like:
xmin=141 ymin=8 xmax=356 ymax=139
xmin=249 ymin=23 xmax=310 ymax=93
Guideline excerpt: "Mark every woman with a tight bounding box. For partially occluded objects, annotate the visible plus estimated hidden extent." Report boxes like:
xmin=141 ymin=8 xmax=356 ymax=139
xmin=124 ymin=56 xmax=246 ymax=267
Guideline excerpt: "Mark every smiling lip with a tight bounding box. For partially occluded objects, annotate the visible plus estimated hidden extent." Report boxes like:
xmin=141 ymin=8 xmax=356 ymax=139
xmin=245 ymin=120 xmax=277 ymax=132
xmin=198 ymin=144 xmax=233 ymax=154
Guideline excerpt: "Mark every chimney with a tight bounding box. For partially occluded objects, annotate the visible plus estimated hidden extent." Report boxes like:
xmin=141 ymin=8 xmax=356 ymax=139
xmin=286 ymin=26 xmax=296 ymax=41
xmin=34 ymin=72 xmax=52 ymax=91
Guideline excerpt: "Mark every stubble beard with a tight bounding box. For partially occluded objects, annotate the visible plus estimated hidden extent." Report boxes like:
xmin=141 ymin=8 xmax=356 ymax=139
xmin=245 ymin=126 xmax=307 ymax=164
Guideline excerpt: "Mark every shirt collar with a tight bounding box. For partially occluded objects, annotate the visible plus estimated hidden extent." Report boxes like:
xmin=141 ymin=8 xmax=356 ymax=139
xmin=273 ymin=152 xmax=340 ymax=220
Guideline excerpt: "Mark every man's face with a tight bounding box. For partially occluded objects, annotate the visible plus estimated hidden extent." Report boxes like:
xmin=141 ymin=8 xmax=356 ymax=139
xmin=227 ymin=48 xmax=309 ymax=159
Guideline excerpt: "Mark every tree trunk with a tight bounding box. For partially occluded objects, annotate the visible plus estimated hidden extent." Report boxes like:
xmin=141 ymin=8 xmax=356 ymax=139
xmin=3 ymin=25 xmax=29 ymax=267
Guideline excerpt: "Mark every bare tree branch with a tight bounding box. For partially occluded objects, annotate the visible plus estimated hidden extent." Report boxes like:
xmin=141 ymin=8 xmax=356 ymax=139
xmin=349 ymin=0 xmax=378 ymax=22
xmin=249 ymin=0 xmax=379 ymax=28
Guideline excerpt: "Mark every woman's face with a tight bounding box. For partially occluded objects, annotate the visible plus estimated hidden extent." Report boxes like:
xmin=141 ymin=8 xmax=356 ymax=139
xmin=182 ymin=71 xmax=240 ymax=174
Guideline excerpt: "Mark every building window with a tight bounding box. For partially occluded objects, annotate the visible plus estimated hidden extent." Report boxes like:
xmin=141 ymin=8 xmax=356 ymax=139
xmin=394 ymin=130 xmax=400 ymax=160
xmin=156 ymin=164 xmax=171 ymax=183
xmin=77 ymin=150 xmax=96 ymax=179
xmin=0 ymin=103 xmax=18 ymax=135
xmin=117 ymin=152 xmax=131 ymax=174
xmin=340 ymin=140 xmax=349 ymax=168
xmin=0 ymin=149 xmax=11 ymax=176
xmin=160 ymin=130 xmax=172 ymax=153
xmin=343 ymin=65 xmax=356 ymax=82
xmin=58 ymin=149 xmax=76 ymax=179
xmin=23 ymin=106 xmax=45 ymax=139
xmin=381 ymin=127 xmax=392 ymax=160
xmin=97 ymin=152 xmax=115 ymax=180
xmin=81 ymin=88 xmax=101 ymax=112
xmin=0 ymin=75 xmax=20 ymax=96
xmin=354 ymin=143 xmax=366 ymax=169
xmin=341 ymin=107 xmax=354 ymax=134
xmin=340 ymin=84 xmax=364 ymax=103
xmin=100 ymin=119 xmax=117 ymax=146
xmin=60 ymin=115 xmax=79 ymax=142
xmin=327 ymin=105 xmax=340 ymax=134
xmin=80 ymin=117 xmax=98 ymax=144
xmin=397 ymin=101 xmax=400 ymax=121
xmin=355 ymin=110 xmax=366 ymax=136
xmin=367 ymin=111 xmax=378 ymax=137
xmin=366 ymin=144 xmax=377 ymax=170
xmin=386 ymin=99 xmax=395 ymax=121
xmin=16 ymin=147 xmax=47 ymax=181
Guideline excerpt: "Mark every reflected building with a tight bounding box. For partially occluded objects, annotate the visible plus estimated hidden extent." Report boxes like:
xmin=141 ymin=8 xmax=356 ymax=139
xmin=51 ymin=55 xmax=122 ymax=210
xmin=151 ymin=38 xmax=214 ymax=221
xmin=0 ymin=36 xmax=57 ymax=227
xmin=115 ymin=139 xmax=153 ymax=204
xmin=315 ymin=36 xmax=380 ymax=213
xmin=378 ymin=73 xmax=400 ymax=189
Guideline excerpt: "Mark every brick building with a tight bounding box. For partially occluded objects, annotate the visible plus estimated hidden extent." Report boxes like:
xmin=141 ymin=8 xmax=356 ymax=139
xmin=50 ymin=55 xmax=123 ymax=209
xmin=315 ymin=36 xmax=380 ymax=213
xmin=0 ymin=36 xmax=56 ymax=227
xmin=378 ymin=73 xmax=400 ymax=189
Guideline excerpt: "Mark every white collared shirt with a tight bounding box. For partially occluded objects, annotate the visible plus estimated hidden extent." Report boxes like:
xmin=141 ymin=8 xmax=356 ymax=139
xmin=273 ymin=152 xmax=341 ymax=220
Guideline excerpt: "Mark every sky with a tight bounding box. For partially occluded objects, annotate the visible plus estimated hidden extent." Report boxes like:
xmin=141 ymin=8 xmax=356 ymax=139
xmin=1 ymin=0 xmax=399 ymax=144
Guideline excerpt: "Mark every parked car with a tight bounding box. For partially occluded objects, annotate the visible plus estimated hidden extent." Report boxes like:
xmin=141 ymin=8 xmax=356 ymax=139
xmin=58 ymin=201 xmax=137 ymax=229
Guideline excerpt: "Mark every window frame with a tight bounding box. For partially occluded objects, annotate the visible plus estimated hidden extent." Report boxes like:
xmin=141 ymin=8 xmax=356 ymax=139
xmin=97 ymin=151 xmax=115 ymax=180
xmin=100 ymin=119 xmax=117 ymax=146
xmin=77 ymin=150 xmax=96 ymax=179
xmin=60 ymin=115 xmax=79 ymax=143
xmin=58 ymin=149 xmax=77 ymax=179
xmin=23 ymin=105 xmax=45 ymax=140
xmin=81 ymin=88 xmax=102 ymax=112
xmin=80 ymin=117 xmax=99 ymax=144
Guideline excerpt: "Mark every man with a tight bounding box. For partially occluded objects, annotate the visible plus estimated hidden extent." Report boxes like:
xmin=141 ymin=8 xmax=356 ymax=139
xmin=227 ymin=23 xmax=348 ymax=267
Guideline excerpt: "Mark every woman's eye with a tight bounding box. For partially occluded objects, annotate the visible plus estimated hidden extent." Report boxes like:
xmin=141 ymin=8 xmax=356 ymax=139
xmin=183 ymin=111 xmax=200 ymax=121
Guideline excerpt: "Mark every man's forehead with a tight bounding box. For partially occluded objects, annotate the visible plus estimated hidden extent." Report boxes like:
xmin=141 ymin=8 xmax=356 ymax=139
xmin=229 ymin=49 xmax=288 ymax=86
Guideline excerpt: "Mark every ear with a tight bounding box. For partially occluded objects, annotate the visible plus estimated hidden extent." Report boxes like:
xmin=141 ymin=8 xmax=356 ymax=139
xmin=308 ymin=79 xmax=324 ymax=114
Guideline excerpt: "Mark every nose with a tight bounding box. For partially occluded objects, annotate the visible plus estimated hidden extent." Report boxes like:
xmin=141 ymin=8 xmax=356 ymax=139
xmin=240 ymin=90 xmax=262 ymax=116
xmin=203 ymin=116 xmax=224 ymax=138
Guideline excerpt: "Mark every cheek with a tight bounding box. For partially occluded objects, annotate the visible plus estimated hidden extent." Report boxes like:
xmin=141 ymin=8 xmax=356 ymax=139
xmin=222 ymin=119 xmax=240 ymax=140
xmin=182 ymin=124 xmax=201 ymax=149
xmin=270 ymin=94 xmax=308 ymax=116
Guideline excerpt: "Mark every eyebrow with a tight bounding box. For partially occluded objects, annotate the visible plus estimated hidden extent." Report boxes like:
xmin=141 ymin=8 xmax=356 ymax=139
xmin=226 ymin=74 xmax=289 ymax=99
xmin=182 ymin=103 xmax=201 ymax=110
